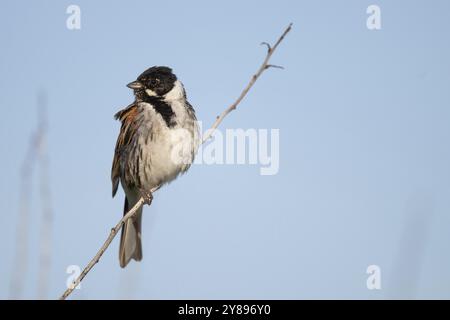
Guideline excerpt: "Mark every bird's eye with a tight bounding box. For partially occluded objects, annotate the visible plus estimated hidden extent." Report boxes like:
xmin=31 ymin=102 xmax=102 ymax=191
xmin=149 ymin=78 xmax=160 ymax=87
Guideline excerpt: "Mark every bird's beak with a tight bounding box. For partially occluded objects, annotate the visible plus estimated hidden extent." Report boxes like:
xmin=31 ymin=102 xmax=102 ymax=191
xmin=127 ymin=81 xmax=144 ymax=90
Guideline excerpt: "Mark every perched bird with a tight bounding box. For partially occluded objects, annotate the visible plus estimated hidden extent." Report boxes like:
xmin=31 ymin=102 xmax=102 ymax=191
xmin=112 ymin=66 xmax=199 ymax=268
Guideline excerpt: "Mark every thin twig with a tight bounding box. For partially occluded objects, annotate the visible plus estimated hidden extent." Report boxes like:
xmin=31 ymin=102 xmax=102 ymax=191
xmin=202 ymin=23 xmax=292 ymax=143
xmin=59 ymin=23 xmax=292 ymax=300
xmin=60 ymin=197 xmax=148 ymax=300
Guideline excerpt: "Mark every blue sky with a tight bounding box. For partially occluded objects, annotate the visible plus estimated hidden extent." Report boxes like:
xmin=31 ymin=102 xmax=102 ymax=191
xmin=1 ymin=0 xmax=450 ymax=299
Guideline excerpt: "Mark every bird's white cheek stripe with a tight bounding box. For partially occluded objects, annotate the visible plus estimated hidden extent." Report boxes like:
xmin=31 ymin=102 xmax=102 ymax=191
xmin=145 ymin=89 xmax=157 ymax=96
xmin=164 ymin=80 xmax=185 ymax=101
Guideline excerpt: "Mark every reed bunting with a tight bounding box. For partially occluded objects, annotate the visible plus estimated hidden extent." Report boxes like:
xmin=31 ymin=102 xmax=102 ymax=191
xmin=111 ymin=66 xmax=199 ymax=268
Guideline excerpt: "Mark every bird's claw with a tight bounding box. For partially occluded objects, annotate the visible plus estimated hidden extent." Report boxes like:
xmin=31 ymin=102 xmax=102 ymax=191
xmin=140 ymin=189 xmax=153 ymax=205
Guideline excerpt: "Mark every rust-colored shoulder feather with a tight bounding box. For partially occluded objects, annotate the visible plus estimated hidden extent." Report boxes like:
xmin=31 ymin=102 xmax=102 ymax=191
xmin=111 ymin=103 xmax=139 ymax=197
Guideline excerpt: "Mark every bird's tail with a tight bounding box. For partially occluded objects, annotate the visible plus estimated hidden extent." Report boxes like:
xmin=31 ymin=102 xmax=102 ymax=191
xmin=119 ymin=196 xmax=143 ymax=268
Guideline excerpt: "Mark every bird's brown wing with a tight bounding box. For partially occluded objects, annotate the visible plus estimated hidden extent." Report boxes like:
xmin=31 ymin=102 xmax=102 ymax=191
xmin=111 ymin=103 xmax=140 ymax=197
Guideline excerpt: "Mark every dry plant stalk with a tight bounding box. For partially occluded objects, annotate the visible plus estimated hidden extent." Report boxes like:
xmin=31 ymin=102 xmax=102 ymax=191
xmin=60 ymin=23 xmax=292 ymax=300
xmin=10 ymin=93 xmax=49 ymax=299
xmin=36 ymin=94 xmax=54 ymax=299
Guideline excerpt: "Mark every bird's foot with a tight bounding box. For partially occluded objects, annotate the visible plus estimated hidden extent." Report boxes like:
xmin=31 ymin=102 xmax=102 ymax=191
xmin=139 ymin=189 xmax=153 ymax=206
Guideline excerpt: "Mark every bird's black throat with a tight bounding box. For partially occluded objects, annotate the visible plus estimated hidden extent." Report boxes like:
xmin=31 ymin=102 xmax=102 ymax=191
xmin=142 ymin=95 xmax=175 ymax=128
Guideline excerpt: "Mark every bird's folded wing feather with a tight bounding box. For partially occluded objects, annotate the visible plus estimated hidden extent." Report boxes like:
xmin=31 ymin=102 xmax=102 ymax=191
xmin=111 ymin=103 xmax=140 ymax=197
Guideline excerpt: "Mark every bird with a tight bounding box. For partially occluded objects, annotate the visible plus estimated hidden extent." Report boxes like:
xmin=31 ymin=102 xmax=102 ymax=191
xmin=111 ymin=66 xmax=199 ymax=268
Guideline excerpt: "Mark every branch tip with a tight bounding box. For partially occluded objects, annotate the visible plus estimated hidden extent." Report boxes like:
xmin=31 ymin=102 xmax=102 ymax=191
xmin=265 ymin=64 xmax=284 ymax=70
xmin=260 ymin=42 xmax=272 ymax=52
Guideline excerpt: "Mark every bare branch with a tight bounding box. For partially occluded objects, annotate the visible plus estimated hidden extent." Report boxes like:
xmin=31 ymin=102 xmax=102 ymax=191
xmin=202 ymin=23 xmax=292 ymax=143
xmin=60 ymin=196 xmax=148 ymax=299
xmin=59 ymin=23 xmax=292 ymax=300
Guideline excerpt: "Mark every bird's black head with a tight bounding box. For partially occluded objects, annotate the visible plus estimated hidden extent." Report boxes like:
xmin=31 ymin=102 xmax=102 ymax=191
xmin=127 ymin=66 xmax=178 ymax=99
